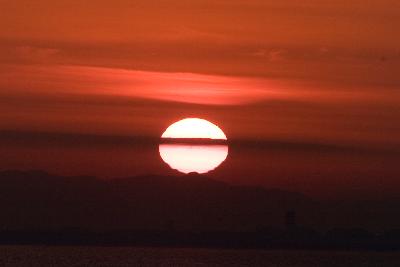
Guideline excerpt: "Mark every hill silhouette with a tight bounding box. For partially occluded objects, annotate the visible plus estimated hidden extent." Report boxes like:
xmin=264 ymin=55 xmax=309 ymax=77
xmin=2 ymin=170 xmax=400 ymax=249
xmin=0 ymin=170 xmax=321 ymax=232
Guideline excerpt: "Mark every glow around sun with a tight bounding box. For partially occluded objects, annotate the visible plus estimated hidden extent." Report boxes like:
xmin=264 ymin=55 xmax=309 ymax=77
xmin=161 ymin=118 xmax=227 ymax=140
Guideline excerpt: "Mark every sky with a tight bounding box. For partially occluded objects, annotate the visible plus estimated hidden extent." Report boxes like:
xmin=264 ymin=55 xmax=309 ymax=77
xmin=0 ymin=1 xmax=400 ymax=199
xmin=1 ymin=0 xmax=400 ymax=146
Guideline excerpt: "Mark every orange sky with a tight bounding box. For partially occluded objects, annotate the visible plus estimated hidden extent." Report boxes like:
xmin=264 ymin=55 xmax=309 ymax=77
xmin=0 ymin=0 xmax=400 ymax=148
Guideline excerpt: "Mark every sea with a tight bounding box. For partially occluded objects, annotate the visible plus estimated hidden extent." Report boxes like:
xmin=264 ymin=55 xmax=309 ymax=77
xmin=0 ymin=246 xmax=399 ymax=266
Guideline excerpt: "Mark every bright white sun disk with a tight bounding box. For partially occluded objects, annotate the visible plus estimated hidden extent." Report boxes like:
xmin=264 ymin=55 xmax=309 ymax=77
xmin=161 ymin=118 xmax=227 ymax=140
xmin=159 ymin=144 xmax=228 ymax=174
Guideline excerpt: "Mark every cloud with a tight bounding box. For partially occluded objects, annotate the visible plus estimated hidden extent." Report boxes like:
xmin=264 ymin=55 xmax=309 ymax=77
xmin=1 ymin=39 xmax=399 ymax=89
xmin=2 ymin=63 xmax=400 ymax=107
xmin=0 ymin=63 xmax=399 ymax=147
xmin=268 ymin=49 xmax=287 ymax=62
xmin=15 ymin=46 xmax=60 ymax=62
xmin=0 ymin=64 xmax=287 ymax=105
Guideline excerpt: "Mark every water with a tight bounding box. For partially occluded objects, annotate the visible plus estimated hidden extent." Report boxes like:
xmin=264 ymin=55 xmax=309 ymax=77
xmin=0 ymin=246 xmax=399 ymax=267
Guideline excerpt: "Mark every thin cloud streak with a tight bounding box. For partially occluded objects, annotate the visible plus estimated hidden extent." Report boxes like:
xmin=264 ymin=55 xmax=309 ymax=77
xmin=1 ymin=64 xmax=397 ymax=106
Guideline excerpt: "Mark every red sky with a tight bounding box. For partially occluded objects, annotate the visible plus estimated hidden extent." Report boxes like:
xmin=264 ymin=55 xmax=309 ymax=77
xmin=1 ymin=1 xmax=400 ymax=199
xmin=1 ymin=1 xmax=399 ymax=147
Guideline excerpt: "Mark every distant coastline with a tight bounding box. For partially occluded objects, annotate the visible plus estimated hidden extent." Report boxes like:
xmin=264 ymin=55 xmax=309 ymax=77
xmin=1 ymin=229 xmax=400 ymax=251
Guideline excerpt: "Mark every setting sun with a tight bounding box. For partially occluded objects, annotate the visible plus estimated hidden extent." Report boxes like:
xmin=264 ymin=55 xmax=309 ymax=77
xmin=161 ymin=118 xmax=227 ymax=140
xmin=159 ymin=118 xmax=228 ymax=174
xmin=159 ymin=144 xmax=228 ymax=174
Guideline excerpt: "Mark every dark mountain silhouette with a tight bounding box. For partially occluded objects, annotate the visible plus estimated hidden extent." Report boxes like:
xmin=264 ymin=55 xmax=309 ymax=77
xmin=2 ymin=170 xmax=400 ymax=250
xmin=0 ymin=170 xmax=322 ymax=232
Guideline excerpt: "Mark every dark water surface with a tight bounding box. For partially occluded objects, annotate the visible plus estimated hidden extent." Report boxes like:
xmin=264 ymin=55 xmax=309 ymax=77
xmin=0 ymin=246 xmax=399 ymax=267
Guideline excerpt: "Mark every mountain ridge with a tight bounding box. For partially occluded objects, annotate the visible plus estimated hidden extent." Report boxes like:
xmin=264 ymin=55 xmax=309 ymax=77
xmin=0 ymin=170 xmax=320 ymax=231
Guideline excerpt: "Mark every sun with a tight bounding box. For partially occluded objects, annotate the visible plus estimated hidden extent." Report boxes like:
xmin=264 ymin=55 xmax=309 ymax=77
xmin=161 ymin=118 xmax=227 ymax=140
xmin=159 ymin=118 xmax=228 ymax=174
xmin=159 ymin=144 xmax=228 ymax=174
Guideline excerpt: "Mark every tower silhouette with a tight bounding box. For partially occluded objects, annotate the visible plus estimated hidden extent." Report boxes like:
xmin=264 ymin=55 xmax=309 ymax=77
xmin=285 ymin=210 xmax=297 ymax=229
